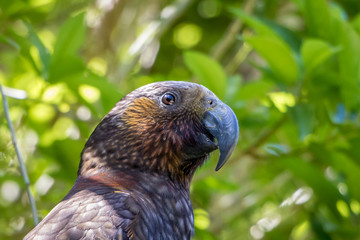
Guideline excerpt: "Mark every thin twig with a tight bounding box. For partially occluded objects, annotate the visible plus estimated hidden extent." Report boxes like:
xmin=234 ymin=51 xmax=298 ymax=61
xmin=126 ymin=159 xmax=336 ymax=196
xmin=115 ymin=0 xmax=194 ymax=82
xmin=224 ymin=37 xmax=253 ymax=75
xmin=87 ymin=0 xmax=128 ymax=59
xmin=210 ymin=0 xmax=257 ymax=61
xmin=211 ymin=19 xmax=242 ymax=61
xmin=242 ymin=114 xmax=288 ymax=156
xmin=0 ymin=84 xmax=39 ymax=226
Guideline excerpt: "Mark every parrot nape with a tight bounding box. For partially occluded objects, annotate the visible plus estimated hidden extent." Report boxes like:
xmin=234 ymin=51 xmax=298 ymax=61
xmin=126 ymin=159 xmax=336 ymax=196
xmin=24 ymin=81 xmax=239 ymax=240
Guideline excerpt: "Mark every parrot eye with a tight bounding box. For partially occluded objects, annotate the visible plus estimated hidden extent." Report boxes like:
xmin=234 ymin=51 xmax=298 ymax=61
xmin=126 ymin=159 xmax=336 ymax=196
xmin=162 ymin=93 xmax=176 ymax=105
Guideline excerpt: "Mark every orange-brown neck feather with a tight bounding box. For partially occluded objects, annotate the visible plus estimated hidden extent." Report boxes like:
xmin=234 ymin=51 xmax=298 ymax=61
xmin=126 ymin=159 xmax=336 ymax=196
xmin=78 ymin=96 xmax=205 ymax=186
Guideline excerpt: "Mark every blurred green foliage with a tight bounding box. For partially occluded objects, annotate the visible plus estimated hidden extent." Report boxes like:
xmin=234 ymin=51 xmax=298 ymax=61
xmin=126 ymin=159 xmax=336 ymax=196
xmin=1 ymin=0 xmax=360 ymax=239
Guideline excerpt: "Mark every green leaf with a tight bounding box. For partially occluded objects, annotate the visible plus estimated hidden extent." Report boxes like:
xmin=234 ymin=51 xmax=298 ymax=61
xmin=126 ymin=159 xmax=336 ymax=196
xmin=337 ymin=21 xmax=360 ymax=82
xmin=289 ymin=103 xmax=315 ymax=140
xmin=261 ymin=19 xmax=302 ymax=52
xmin=232 ymin=9 xmax=302 ymax=52
xmin=310 ymin=143 xmax=360 ymax=202
xmin=232 ymin=9 xmax=300 ymax=83
xmin=301 ymin=39 xmax=340 ymax=75
xmin=49 ymin=56 xmax=85 ymax=82
xmin=203 ymin=176 xmax=239 ymax=193
xmin=231 ymin=8 xmax=277 ymax=38
xmin=236 ymin=80 xmax=273 ymax=100
xmin=183 ymin=51 xmax=226 ymax=99
xmin=61 ymin=71 xmax=122 ymax=116
xmin=6 ymin=31 xmax=41 ymax=74
xmin=225 ymin=75 xmax=242 ymax=101
xmin=38 ymin=139 xmax=82 ymax=181
xmin=25 ymin=22 xmax=51 ymax=80
xmin=0 ymin=34 xmax=20 ymax=50
xmin=52 ymin=13 xmax=86 ymax=62
xmin=49 ymin=13 xmax=86 ymax=82
xmin=336 ymin=19 xmax=360 ymax=107
xmin=352 ymin=14 xmax=360 ymax=35
xmin=331 ymin=153 xmax=360 ymax=201
xmin=303 ymin=0 xmax=333 ymax=40
xmin=245 ymin=36 xmax=298 ymax=83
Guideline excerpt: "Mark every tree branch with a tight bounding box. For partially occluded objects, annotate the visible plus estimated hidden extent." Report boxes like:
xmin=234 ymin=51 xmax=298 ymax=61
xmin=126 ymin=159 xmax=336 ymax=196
xmin=210 ymin=0 xmax=257 ymax=61
xmin=0 ymin=84 xmax=39 ymax=226
xmin=115 ymin=0 xmax=194 ymax=82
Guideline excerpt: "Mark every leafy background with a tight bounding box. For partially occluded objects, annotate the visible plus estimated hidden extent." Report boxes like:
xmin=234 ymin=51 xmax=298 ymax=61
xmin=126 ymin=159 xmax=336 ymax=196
xmin=1 ymin=0 xmax=360 ymax=239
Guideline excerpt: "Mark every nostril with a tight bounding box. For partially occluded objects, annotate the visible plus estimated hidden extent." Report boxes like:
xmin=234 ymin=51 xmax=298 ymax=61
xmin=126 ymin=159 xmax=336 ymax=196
xmin=204 ymin=96 xmax=217 ymax=108
xmin=206 ymin=99 xmax=217 ymax=108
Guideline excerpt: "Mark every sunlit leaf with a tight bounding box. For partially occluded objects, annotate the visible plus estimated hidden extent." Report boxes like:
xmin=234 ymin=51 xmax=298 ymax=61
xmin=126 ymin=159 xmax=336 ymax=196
xmin=29 ymin=103 xmax=56 ymax=123
xmin=236 ymin=80 xmax=273 ymax=100
xmin=268 ymin=91 xmax=295 ymax=112
xmin=61 ymin=71 xmax=122 ymax=115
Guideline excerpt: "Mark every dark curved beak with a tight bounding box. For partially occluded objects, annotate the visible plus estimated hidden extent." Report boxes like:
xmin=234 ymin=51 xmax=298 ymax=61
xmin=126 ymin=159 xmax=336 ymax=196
xmin=203 ymin=102 xmax=239 ymax=171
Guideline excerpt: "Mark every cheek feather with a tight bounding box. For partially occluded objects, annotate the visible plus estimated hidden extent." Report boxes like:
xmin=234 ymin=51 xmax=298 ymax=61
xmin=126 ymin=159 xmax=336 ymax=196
xmin=119 ymin=96 xmax=186 ymax=172
xmin=122 ymin=97 xmax=158 ymax=129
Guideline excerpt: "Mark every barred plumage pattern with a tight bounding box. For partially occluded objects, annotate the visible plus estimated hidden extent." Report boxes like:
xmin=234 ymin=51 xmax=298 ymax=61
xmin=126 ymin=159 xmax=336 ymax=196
xmin=24 ymin=81 xmax=238 ymax=240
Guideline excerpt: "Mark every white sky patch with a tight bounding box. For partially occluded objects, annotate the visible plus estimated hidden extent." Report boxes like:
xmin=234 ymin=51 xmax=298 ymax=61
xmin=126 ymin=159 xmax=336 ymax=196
xmin=3 ymin=86 xmax=27 ymax=99
xmin=66 ymin=125 xmax=80 ymax=140
xmin=1 ymin=180 xmax=20 ymax=203
xmin=129 ymin=22 xmax=160 ymax=56
xmin=25 ymin=129 xmax=39 ymax=153
xmin=337 ymin=183 xmax=348 ymax=195
xmin=35 ymin=174 xmax=55 ymax=196
xmin=257 ymin=214 xmax=281 ymax=232
xmin=250 ymin=225 xmax=264 ymax=239
xmin=161 ymin=6 xmax=177 ymax=19
xmin=96 ymin=0 xmax=118 ymax=11
xmin=77 ymin=106 xmax=92 ymax=121
xmin=281 ymin=187 xmax=313 ymax=207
